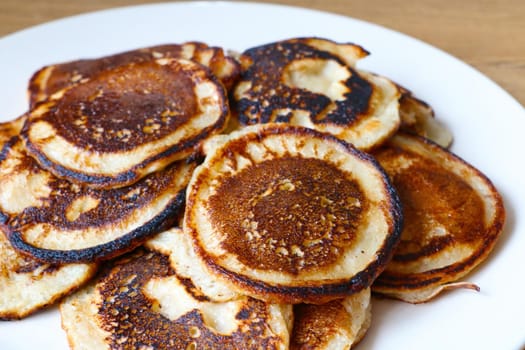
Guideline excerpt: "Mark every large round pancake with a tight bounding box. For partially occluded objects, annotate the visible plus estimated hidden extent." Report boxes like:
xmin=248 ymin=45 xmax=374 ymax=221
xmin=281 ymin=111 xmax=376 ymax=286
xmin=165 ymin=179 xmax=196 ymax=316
xmin=0 ymin=226 xmax=96 ymax=320
xmin=232 ymin=37 xmax=400 ymax=151
xmin=28 ymin=42 xmax=240 ymax=107
xmin=22 ymin=57 xmax=229 ymax=189
xmin=1 ymin=136 xmax=194 ymax=263
xmin=371 ymin=132 xmax=505 ymax=303
xmin=290 ymin=288 xmax=372 ymax=350
xmin=185 ymin=124 xmax=403 ymax=304
xmin=60 ymin=228 xmax=293 ymax=350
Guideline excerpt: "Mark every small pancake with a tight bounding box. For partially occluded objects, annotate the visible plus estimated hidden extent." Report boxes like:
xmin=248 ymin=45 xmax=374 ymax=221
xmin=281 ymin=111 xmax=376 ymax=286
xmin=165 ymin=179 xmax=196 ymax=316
xmin=0 ymin=226 xmax=97 ymax=320
xmin=290 ymin=288 xmax=372 ymax=350
xmin=60 ymin=228 xmax=293 ymax=350
xmin=28 ymin=42 xmax=240 ymax=107
xmin=22 ymin=57 xmax=228 ymax=189
xmin=1 ymin=136 xmax=194 ymax=263
xmin=232 ymin=37 xmax=400 ymax=151
xmin=371 ymin=132 xmax=505 ymax=303
xmin=397 ymin=85 xmax=453 ymax=148
xmin=185 ymin=124 xmax=402 ymax=304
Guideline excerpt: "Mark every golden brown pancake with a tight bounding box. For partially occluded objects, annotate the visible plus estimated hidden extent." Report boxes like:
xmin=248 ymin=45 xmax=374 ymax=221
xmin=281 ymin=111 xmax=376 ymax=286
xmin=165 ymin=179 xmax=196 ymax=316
xmin=372 ymin=132 xmax=505 ymax=303
xmin=22 ymin=57 xmax=228 ymax=189
xmin=1 ymin=136 xmax=194 ymax=263
xmin=232 ymin=37 xmax=400 ymax=151
xmin=0 ymin=227 xmax=96 ymax=320
xmin=60 ymin=228 xmax=293 ymax=350
xmin=397 ymin=85 xmax=453 ymax=148
xmin=290 ymin=288 xmax=372 ymax=350
xmin=184 ymin=124 xmax=402 ymax=304
xmin=28 ymin=42 xmax=240 ymax=107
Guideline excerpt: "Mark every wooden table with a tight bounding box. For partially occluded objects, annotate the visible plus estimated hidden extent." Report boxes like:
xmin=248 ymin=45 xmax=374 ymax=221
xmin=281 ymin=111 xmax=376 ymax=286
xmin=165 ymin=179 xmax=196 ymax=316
xmin=1 ymin=0 xmax=523 ymax=106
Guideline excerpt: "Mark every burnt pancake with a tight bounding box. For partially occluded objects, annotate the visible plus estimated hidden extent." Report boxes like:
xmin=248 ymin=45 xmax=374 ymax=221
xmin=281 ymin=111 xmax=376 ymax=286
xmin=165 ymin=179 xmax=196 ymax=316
xmin=372 ymin=132 xmax=505 ymax=303
xmin=0 ymin=226 xmax=97 ymax=320
xmin=1 ymin=136 xmax=194 ymax=263
xmin=184 ymin=124 xmax=402 ymax=304
xmin=290 ymin=288 xmax=371 ymax=350
xmin=22 ymin=57 xmax=228 ymax=189
xmin=60 ymin=228 xmax=293 ymax=350
xmin=397 ymin=85 xmax=453 ymax=148
xmin=232 ymin=37 xmax=400 ymax=151
xmin=28 ymin=42 xmax=240 ymax=107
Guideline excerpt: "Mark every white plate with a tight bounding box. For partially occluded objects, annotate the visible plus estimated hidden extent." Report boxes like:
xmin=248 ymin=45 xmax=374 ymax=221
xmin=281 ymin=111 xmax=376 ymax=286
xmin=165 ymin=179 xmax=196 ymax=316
xmin=0 ymin=2 xmax=524 ymax=349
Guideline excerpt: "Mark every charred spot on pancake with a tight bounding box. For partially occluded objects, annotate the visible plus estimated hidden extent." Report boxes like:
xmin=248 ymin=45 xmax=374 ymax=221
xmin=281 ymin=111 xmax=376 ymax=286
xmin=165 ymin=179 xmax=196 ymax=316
xmin=235 ymin=40 xmax=372 ymax=126
xmin=371 ymin=132 xmax=505 ymax=303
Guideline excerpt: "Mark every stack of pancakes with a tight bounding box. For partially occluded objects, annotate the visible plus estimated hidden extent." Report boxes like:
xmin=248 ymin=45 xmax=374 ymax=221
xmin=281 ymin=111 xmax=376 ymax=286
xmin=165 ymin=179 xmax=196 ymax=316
xmin=0 ymin=38 xmax=505 ymax=349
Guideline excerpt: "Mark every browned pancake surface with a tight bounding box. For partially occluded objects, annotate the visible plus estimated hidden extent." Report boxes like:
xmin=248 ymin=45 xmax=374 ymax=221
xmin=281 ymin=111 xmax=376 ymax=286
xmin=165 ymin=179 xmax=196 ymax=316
xmin=209 ymin=156 xmax=365 ymax=274
xmin=23 ymin=58 xmax=228 ymax=188
xmin=236 ymin=39 xmax=371 ymax=126
xmin=28 ymin=42 xmax=240 ymax=107
xmin=231 ymin=38 xmax=400 ymax=150
xmin=372 ymin=132 xmax=505 ymax=302
xmin=42 ymin=61 xmax=197 ymax=153
xmin=61 ymin=238 xmax=291 ymax=349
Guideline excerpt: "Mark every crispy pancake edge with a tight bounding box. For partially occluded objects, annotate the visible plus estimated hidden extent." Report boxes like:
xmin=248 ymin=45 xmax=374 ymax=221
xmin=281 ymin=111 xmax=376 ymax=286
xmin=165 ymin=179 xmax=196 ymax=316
xmin=7 ymin=188 xmax=186 ymax=264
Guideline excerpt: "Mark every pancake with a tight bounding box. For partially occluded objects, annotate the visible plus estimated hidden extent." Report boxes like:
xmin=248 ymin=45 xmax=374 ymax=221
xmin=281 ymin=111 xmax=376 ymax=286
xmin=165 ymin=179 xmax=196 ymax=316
xmin=28 ymin=42 xmax=240 ymax=107
xmin=0 ymin=226 xmax=96 ymax=320
xmin=397 ymin=85 xmax=453 ymax=148
xmin=147 ymin=226 xmax=239 ymax=302
xmin=1 ymin=136 xmax=194 ymax=263
xmin=232 ymin=37 xmax=400 ymax=151
xmin=22 ymin=57 xmax=228 ymax=189
xmin=290 ymin=288 xmax=372 ymax=350
xmin=184 ymin=124 xmax=403 ymax=304
xmin=371 ymin=132 xmax=505 ymax=303
xmin=60 ymin=228 xmax=293 ymax=350
xmin=0 ymin=116 xmax=25 ymax=146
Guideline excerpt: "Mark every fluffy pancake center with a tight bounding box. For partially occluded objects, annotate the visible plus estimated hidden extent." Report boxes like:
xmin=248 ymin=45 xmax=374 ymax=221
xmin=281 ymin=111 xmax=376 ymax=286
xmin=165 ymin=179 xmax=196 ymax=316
xmin=208 ymin=156 xmax=365 ymax=274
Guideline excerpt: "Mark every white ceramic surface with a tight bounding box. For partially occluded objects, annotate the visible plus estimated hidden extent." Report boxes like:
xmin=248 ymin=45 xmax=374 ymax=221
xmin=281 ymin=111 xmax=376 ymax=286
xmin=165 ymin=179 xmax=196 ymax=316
xmin=0 ymin=2 xmax=524 ymax=349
